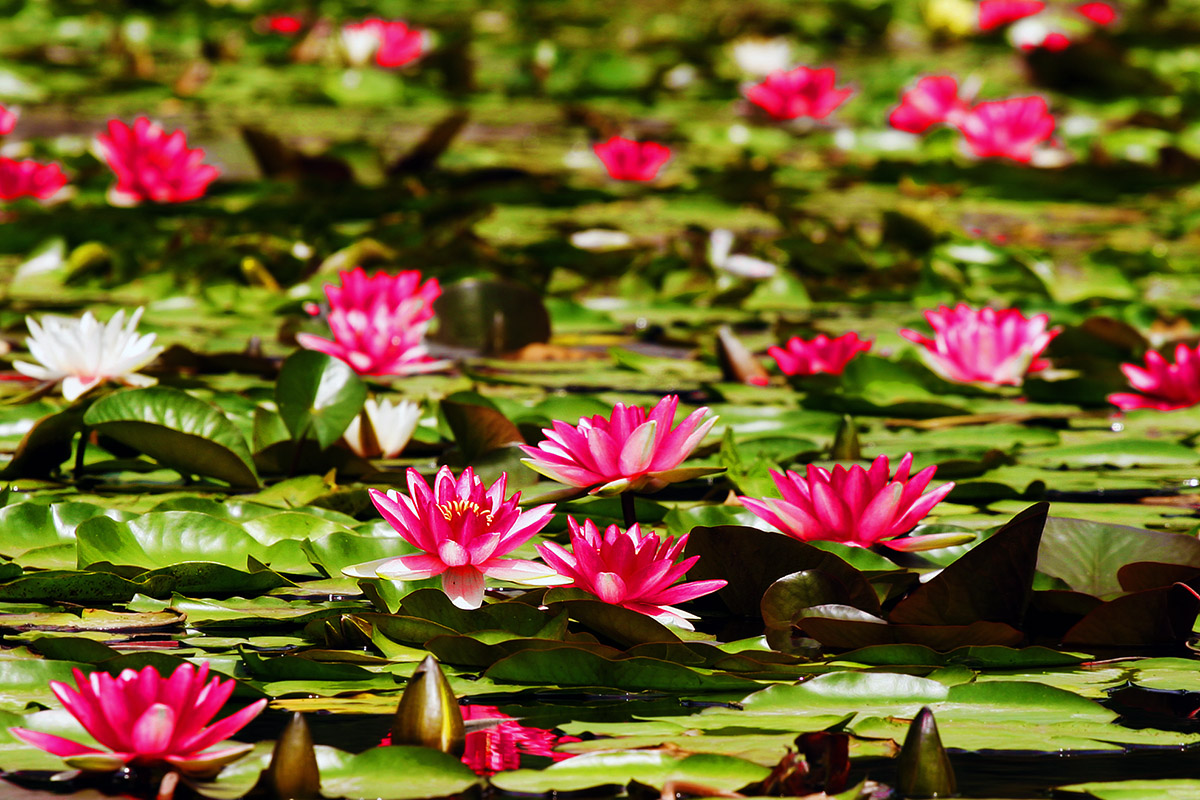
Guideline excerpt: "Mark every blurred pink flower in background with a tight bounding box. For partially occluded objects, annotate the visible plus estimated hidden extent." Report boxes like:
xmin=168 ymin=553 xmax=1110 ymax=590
xmin=460 ymin=705 xmax=579 ymax=774
xmin=958 ymin=96 xmax=1056 ymax=162
xmin=0 ymin=157 xmax=67 ymax=201
xmin=341 ymin=19 xmax=427 ymax=68
xmin=740 ymin=454 xmax=958 ymax=551
xmin=978 ymin=0 xmax=1046 ymax=30
xmin=95 ymin=118 xmax=219 ymax=205
xmin=1108 ymin=344 xmax=1200 ymax=412
xmin=768 ymin=332 xmax=873 ymax=377
xmin=592 ymin=136 xmax=672 ymax=181
xmin=262 ymin=14 xmax=304 ymax=35
xmin=889 ymin=76 xmax=969 ymax=134
xmin=744 ymin=66 xmax=853 ymax=121
xmin=0 ymin=104 xmax=18 ymax=135
xmin=374 ymin=20 xmax=428 ymax=67
xmin=536 ymin=518 xmax=726 ymax=629
xmin=520 ymin=394 xmax=717 ymax=495
xmin=900 ymin=304 xmax=1060 ymax=386
xmin=297 ymin=267 xmax=443 ymax=376
xmin=344 ymin=467 xmax=566 ymax=609
xmin=1075 ymin=2 xmax=1117 ymax=24
xmin=10 ymin=663 xmax=265 ymax=775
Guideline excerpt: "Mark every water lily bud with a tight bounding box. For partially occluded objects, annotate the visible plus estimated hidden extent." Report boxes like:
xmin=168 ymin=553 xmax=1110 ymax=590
xmin=391 ymin=655 xmax=465 ymax=754
xmin=897 ymin=706 xmax=957 ymax=798
xmin=830 ymin=415 xmax=861 ymax=461
xmin=264 ymin=713 xmax=320 ymax=800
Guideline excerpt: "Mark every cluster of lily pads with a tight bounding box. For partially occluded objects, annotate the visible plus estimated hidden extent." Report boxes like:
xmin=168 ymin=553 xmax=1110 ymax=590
xmin=4 ymin=0 xmax=1200 ymax=799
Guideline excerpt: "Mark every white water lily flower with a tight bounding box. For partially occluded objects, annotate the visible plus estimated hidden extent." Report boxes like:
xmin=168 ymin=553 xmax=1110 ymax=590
xmin=570 ymin=229 xmax=633 ymax=251
xmin=343 ymin=397 xmax=421 ymax=459
xmin=340 ymin=23 xmax=381 ymax=68
xmin=14 ymin=308 xmax=163 ymax=401
xmin=729 ymin=37 xmax=793 ymax=77
xmin=708 ymin=229 xmax=777 ymax=279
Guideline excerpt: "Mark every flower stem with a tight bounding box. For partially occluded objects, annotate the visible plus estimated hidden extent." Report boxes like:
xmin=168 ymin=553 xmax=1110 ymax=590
xmin=156 ymin=771 xmax=179 ymax=800
xmin=73 ymin=425 xmax=89 ymax=480
xmin=621 ymin=491 xmax=637 ymax=528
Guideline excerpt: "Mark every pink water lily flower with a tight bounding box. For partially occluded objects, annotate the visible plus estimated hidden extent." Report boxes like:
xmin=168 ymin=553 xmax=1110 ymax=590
xmin=1108 ymin=343 xmax=1200 ymax=412
xmin=959 ymin=97 xmax=1056 ymax=163
xmin=979 ymin=0 xmax=1046 ymax=30
xmin=296 ymin=267 xmax=444 ymax=377
xmin=341 ymin=19 xmax=428 ymax=68
xmin=768 ymin=332 xmax=873 ymax=377
xmin=0 ymin=104 xmax=18 ymax=136
xmin=0 ymin=157 xmax=68 ymax=201
xmin=520 ymin=395 xmax=718 ymax=496
xmin=343 ymin=467 xmax=566 ymax=609
xmin=744 ymin=66 xmax=853 ymax=121
xmin=536 ymin=518 xmax=727 ymax=629
xmin=1076 ymin=2 xmax=1117 ymax=25
xmin=95 ymin=118 xmax=219 ymax=205
xmin=593 ymin=136 xmax=672 ymax=181
xmin=900 ymin=304 xmax=1060 ymax=386
xmin=889 ymin=76 xmax=969 ymax=134
xmin=740 ymin=454 xmax=959 ymax=551
xmin=10 ymin=663 xmax=266 ymax=776
xmin=262 ymin=14 xmax=304 ymax=35
xmin=374 ymin=20 xmax=428 ymax=68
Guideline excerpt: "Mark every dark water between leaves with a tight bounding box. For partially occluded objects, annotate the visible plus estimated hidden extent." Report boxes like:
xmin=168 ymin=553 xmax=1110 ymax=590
xmin=226 ymin=689 xmax=1200 ymax=800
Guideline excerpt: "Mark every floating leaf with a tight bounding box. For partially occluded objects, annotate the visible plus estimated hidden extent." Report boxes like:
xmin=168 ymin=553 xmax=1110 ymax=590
xmin=84 ymin=387 xmax=259 ymax=487
xmin=275 ymin=351 xmax=367 ymax=450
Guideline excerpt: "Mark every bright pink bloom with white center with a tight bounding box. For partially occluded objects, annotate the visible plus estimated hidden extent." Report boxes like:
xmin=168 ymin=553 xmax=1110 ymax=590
xmin=768 ymin=332 xmax=872 ymax=377
xmin=1076 ymin=2 xmax=1117 ymax=24
xmin=0 ymin=158 xmax=67 ymax=201
xmin=95 ymin=118 xmax=219 ymax=205
xmin=460 ymin=705 xmax=579 ymax=775
xmin=1108 ymin=344 xmax=1200 ymax=412
xmin=0 ymin=105 xmax=18 ymax=135
xmin=744 ymin=66 xmax=853 ymax=121
xmin=958 ymin=96 xmax=1056 ymax=163
xmin=979 ymin=0 xmax=1046 ymax=30
xmin=536 ymin=518 xmax=727 ymax=629
xmin=520 ymin=395 xmax=718 ymax=495
xmin=592 ymin=137 xmax=671 ymax=181
xmin=342 ymin=19 xmax=428 ymax=68
xmin=296 ymin=267 xmax=443 ymax=377
xmin=889 ymin=76 xmax=969 ymax=134
xmin=344 ymin=467 xmax=564 ymax=609
xmin=900 ymin=304 xmax=1060 ymax=386
xmin=740 ymin=454 xmax=956 ymax=551
xmin=10 ymin=663 xmax=266 ymax=775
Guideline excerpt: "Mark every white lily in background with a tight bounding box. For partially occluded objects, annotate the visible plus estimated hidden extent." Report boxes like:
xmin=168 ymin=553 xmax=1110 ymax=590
xmin=343 ymin=397 xmax=421 ymax=459
xmin=14 ymin=308 xmax=163 ymax=401
xmin=729 ymin=37 xmax=793 ymax=77
xmin=340 ymin=22 xmax=381 ymax=68
xmin=570 ymin=229 xmax=633 ymax=251
xmin=708 ymin=228 xmax=778 ymax=279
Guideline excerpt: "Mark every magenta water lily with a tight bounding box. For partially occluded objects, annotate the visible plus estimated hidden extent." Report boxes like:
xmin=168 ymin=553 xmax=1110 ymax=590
xmin=95 ymin=118 xmax=219 ymax=205
xmin=536 ymin=518 xmax=727 ymax=629
xmin=298 ymin=267 xmax=444 ymax=377
xmin=740 ymin=453 xmax=958 ymax=551
xmin=344 ymin=466 xmax=567 ymax=609
xmin=520 ymin=394 xmax=718 ymax=496
xmin=900 ymin=304 xmax=1060 ymax=387
xmin=1109 ymin=343 xmax=1200 ymax=412
xmin=10 ymin=663 xmax=266 ymax=776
